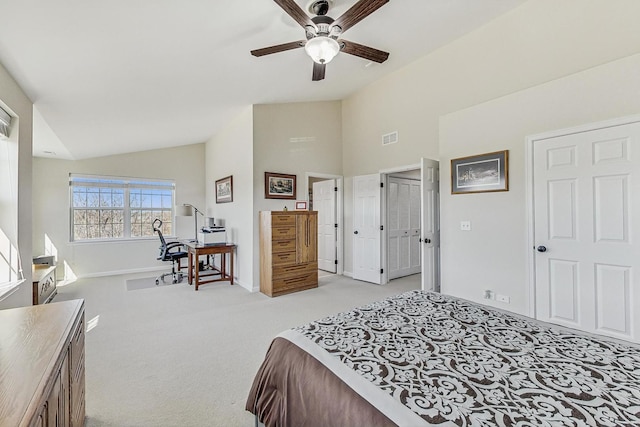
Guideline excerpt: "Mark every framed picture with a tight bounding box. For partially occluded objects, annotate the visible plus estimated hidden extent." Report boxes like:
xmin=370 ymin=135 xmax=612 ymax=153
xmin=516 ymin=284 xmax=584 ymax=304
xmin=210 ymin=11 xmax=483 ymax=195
xmin=451 ymin=150 xmax=509 ymax=194
xmin=295 ymin=201 xmax=308 ymax=210
xmin=215 ymin=175 xmax=233 ymax=203
xmin=265 ymin=172 xmax=296 ymax=200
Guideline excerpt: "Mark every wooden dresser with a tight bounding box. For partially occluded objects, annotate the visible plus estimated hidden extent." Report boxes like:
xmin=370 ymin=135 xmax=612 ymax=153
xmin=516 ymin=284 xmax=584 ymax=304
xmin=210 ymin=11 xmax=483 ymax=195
xmin=0 ymin=299 xmax=86 ymax=427
xmin=32 ymin=264 xmax=57 ymax=305
xmin=259 ymin=211 xmax=318 ymax=297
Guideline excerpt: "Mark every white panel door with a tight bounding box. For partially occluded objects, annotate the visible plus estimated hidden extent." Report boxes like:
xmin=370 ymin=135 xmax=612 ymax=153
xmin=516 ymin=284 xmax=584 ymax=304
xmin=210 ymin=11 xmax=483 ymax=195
xmin=313 ymin=179 xmax=336 ymax=273
xmin=388 ymin=177 xmax=421 ymax=279
xmin=353 ymin=174 xmax=382 ymax=284
xmin=534 ymin=122 xmax=640 ymax=343
xmin=421 ymin=158 xmax=440 ymax=291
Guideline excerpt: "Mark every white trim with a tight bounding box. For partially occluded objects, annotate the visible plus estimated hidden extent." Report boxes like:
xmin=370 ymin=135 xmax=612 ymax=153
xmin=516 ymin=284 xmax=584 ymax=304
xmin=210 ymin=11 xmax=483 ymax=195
xmin=305 ymin=172 xmax=344 ymax=276
xmin=80 ymin=266 xmax=167 ymax=279
xmin=525 ymin=114 xmax=640 ymax=319
xmin=378 ymin=163 xmax=423 ymax=285
xmin=0 ymin=279 xmax=24 ymax=302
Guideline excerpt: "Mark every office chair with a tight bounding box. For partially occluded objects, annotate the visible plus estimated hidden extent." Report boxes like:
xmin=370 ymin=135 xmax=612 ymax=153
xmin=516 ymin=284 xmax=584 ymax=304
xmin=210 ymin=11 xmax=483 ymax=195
xmin=153 ymin=218 xmax=188 ymax=285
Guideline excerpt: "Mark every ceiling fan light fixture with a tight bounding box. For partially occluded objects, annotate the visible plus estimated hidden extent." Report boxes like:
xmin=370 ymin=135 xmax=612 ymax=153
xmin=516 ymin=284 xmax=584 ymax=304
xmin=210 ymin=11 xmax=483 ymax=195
xmin=304 ymin=36 xmax=340 ymax=64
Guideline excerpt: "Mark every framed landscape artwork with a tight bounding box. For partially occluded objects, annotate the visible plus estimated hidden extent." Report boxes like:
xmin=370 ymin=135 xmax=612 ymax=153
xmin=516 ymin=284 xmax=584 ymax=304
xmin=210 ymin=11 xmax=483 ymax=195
xmin=451 ymin=150 xmax=509 ymax=194
xmin=265 ymin=172 xmax=296 ymax=200
xmin=215 ymin=175 xmax=233 ymax=203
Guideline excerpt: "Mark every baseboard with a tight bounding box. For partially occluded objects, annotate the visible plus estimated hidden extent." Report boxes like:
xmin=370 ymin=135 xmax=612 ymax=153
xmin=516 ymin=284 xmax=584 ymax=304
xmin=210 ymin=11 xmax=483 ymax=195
xmin=79 ymin=266 xmax=167 ymax=279
xmin=342 ymin=270 xmax=353 ymax=278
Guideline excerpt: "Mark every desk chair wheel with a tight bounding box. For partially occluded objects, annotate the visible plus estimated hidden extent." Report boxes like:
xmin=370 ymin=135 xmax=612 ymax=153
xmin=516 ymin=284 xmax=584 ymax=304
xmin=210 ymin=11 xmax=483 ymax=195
xmin=155 ymin=279 xmax=160 ymax=285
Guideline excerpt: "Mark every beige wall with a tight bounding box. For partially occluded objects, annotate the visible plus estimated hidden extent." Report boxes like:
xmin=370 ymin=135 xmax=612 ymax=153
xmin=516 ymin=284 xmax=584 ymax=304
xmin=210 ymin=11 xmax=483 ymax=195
xmin=252 ymin=101 xmax=342 ymax=290
xmin=341 ymin=0 xmax=640 ymax=276
xmin=0 ymin=62 xmax=33 ymax=309
xmin=32 ymin=144 xmax=205 ymax=279
xmin=205 ymin=106 xmax=254 ymax=290
xmin=440 ymin=53 xmax=640 ymax=315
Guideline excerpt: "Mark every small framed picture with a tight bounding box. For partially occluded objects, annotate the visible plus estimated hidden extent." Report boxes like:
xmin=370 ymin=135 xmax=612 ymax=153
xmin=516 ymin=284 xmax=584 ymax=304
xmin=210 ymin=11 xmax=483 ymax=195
xmin=215 ymin=175 xmax=233 ymax=203
xmin=295 ymin=201 xmax=308 ymax=210
xmin=451 ymin=150 xmax=509 ymax=194
xmin=265 ymin=172 xmax=296 ymax=200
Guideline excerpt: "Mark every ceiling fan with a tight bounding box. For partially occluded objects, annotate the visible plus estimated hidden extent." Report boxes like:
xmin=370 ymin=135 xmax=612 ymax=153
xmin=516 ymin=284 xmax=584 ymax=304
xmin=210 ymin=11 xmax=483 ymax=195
xmin=251 ymin=0 xmax=390 ymax=81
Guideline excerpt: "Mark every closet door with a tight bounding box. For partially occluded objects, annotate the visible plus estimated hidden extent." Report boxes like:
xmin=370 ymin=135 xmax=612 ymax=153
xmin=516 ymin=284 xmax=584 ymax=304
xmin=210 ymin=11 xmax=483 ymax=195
xmin=534 ymin=121 xmax=640 ymax=343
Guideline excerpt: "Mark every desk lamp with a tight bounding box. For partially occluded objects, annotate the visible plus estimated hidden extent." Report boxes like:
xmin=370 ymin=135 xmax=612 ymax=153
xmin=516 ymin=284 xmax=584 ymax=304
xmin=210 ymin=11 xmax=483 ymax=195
xmin=176 ymin=203 xmax=204 ymax=242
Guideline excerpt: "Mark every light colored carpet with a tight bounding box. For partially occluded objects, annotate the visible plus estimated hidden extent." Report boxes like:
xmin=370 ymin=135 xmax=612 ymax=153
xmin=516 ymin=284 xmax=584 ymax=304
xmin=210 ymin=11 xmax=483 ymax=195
xmin=55 ymin=271 xmax=421 ymax=427
xmin=125 ymin=276 xmax=185 ymax=291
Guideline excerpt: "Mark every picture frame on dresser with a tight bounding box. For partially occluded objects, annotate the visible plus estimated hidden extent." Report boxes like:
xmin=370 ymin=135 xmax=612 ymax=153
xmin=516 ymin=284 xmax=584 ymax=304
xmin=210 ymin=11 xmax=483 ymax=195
xmin=265 ymin=172 xmax=296 ymax=200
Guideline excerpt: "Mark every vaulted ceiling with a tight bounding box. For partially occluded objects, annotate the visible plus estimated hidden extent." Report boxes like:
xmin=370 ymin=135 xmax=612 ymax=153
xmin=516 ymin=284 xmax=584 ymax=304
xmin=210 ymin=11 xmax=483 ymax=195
xmin=0 ymin=0 xmax=525 ymax=159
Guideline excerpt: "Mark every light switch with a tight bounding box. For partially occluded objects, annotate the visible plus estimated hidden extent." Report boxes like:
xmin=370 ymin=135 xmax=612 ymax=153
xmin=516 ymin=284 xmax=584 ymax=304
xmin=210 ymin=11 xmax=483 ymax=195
xmin=460 ymin=221 xmax=471 ymax=231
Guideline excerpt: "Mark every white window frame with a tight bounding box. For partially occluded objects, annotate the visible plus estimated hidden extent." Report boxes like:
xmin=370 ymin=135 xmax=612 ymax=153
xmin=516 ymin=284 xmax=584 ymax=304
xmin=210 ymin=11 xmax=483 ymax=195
xmin=69 ymin=174 xmax=176 ymax=242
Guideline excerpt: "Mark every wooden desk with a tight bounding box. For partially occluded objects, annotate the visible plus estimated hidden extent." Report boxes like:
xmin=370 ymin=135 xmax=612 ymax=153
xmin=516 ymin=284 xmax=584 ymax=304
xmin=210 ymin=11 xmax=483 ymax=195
xmin=185 ymin=242 xmax=236 ymax=290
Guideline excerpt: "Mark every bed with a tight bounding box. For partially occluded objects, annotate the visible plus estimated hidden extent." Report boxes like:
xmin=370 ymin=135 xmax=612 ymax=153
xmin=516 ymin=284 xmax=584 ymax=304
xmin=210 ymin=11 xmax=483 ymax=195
xmin=246 ymin=290 xmax=640 ymax=426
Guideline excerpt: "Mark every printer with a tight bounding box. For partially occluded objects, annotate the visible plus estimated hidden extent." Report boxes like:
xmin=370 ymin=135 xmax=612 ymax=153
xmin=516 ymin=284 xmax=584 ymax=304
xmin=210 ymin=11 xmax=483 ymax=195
xmin=197 ymin=226 xmax=226 ymax=245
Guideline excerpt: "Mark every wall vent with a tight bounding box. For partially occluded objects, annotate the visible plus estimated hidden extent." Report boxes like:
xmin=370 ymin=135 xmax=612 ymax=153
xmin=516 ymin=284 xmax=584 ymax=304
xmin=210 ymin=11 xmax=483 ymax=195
xmin=289 ymin=136 xmax=317 ymax=143
xmin=382 ymin=131 xmax=398 ymax=146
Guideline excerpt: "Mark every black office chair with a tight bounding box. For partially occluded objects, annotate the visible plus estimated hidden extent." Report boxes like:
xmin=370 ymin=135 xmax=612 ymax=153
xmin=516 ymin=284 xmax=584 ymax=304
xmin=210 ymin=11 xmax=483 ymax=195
xmin=153 ymin=218 xmax=188 ymax=285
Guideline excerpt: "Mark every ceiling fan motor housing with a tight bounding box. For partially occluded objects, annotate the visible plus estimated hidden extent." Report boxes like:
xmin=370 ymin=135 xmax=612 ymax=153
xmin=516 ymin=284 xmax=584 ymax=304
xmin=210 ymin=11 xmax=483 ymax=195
xmin=309 ymin=0 xmax=331 ymax=16
xmin=309 ymin=15 xmax=340 ymax=39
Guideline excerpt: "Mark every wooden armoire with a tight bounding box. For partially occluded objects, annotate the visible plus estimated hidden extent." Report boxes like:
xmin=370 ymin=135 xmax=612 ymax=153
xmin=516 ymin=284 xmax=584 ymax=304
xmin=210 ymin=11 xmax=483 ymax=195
xmin=259 ymin=210 xmax=318 ymax=297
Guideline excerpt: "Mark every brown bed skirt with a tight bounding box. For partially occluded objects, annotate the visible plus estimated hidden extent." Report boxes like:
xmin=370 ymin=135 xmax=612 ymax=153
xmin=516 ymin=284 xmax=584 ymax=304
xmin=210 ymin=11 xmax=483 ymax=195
xmin=246 ymin=337 xmax=396 ymax=427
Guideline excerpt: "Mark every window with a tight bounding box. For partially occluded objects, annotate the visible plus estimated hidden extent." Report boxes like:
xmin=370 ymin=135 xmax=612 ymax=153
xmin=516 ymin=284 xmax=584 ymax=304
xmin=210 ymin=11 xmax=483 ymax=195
xmin=70 ymin=174 xmax=175 ymax=241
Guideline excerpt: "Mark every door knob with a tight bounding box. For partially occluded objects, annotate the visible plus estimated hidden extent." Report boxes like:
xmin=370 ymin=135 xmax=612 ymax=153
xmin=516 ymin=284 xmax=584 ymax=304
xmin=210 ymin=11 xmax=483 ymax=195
xmin=424 ymin=238 xmax=431 ymax=244
xmin=354 ymin=230 xmax=359 ymax=235
xmin=536 ymin=246 xmax=547 ymax=253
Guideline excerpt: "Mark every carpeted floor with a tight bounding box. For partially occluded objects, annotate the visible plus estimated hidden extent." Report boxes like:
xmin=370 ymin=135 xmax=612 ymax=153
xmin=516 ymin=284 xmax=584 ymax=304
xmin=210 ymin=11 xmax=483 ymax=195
xmin=55 ymin=271 xmax=421 ymax=426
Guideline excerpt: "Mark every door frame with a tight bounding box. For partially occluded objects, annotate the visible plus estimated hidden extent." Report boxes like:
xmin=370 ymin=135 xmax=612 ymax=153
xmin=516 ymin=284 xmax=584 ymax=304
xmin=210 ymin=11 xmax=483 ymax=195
xmin=380 ymin=163 xmax=422 ymax=285
xmin=525 ymin=114 xmax=640 ymax=319
xmin=305 ymin=172 xmax=343 ymax=275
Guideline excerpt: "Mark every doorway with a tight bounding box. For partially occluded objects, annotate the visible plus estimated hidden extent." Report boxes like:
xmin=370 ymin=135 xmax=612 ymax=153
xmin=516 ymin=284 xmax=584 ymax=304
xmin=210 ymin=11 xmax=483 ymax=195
xmin=529 ymin=116 xmax=640 ymax=343
xmin=306 ymin=172 xmax=343 ymax=276
xmin=352 ymin=158 xmax=440 ymax=290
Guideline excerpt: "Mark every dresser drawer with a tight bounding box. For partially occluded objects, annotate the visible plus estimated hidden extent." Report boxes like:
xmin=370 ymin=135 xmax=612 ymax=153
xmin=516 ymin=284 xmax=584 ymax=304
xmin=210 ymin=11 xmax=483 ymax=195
xmin=271 ymin=214 xmax=296 ymax=226
xmin=271 ymin=226 xmax=296 ymax=240
xmin=273 ymin=262 xmax=318 ymax=278
xmin=272 ymin=251 xmax=296 ymax=265
xmin=272 ymin=271 xmax=318 ymax=294
xmin=272 ymin=239 xmax=296 ymax=253
xmin=70 ymin=313 xmax=85 ymax=376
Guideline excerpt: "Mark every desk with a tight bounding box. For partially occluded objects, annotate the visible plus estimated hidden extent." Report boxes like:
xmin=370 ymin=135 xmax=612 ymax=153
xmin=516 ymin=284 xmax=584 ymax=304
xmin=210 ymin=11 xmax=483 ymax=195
xmin=185 ymin=242 xmax=236 ymax=290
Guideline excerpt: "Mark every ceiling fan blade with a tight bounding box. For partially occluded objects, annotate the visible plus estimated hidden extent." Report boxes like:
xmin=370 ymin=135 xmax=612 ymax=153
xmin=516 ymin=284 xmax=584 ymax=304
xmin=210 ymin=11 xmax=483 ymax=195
xmin=332 ymin=0 xmax=389 ymax=34
xmin=251 ymin=40 xmax=305 ymax=57
xmin=312 ymin=62 xmax=326 ymax=81
xmin=274 ymin=0 xmax=314 ymax=28
xmin=339 ymin=39 xmax=389 ymax=63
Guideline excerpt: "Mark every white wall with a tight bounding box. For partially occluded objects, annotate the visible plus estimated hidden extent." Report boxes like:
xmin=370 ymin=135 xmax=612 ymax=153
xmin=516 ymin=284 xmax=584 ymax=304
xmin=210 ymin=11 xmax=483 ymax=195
xmin=252 ymin=101 xmax=342 ymax=290
xmin=32 ymin=143 xmax=205 ymax=278
xmin=341 ymin=0 xmax=640 ymax=276
xmin=440 ymin=53 xmax=640 ymax=315
xmin=205 ymin=106 xmax=254 ymax=290
xmin=0 ymin=62 xmax=33 ymax=309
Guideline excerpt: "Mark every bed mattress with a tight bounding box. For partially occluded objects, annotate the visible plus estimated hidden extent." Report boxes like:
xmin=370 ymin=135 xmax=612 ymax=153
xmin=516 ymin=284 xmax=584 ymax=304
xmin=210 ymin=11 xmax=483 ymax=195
xmin=247 ymin=290 xmax=640 ymax=426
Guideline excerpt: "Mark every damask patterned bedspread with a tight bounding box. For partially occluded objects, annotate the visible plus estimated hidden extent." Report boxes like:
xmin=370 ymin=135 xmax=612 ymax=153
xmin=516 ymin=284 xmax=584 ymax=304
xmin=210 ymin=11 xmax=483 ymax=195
xmin=294 ymin=290 xmax=640 ymax=426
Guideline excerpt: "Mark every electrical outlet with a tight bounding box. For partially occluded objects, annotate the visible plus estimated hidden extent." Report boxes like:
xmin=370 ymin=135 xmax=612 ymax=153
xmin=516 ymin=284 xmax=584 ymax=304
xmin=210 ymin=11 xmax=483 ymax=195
xmin=460 ymin=221 xmax=471 ymax=231
xmin=496 ymin=294 xmax=510 ymax=304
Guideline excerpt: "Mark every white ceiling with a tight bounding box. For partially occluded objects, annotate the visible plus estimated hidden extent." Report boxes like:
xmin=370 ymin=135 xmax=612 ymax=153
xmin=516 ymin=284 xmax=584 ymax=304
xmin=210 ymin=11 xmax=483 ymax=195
xmin=0 ymin=0 xmax=525 ymax=159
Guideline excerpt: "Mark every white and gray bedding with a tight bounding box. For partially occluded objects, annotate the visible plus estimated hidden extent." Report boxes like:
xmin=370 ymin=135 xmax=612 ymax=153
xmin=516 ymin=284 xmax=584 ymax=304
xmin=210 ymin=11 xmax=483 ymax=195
xmin=247 ymin=290 xmax=640 ymax=426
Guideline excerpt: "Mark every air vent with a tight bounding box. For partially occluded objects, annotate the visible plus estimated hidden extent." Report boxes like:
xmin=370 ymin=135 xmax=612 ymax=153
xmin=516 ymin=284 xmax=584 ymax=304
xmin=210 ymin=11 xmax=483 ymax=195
xmin=289 ymin=136 xmax=317 ymax=143
xmin=382 ymin=131 xmax=398 ymax=146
